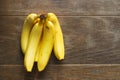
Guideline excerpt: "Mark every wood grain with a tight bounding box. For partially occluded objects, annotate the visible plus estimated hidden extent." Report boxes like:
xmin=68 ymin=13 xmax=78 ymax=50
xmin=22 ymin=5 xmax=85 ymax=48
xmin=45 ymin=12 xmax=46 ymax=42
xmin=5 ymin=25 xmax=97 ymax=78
xmin=0 ymin=0 xmax=120 ymax=16
xmin=0 ymin=0 xmax=120 ymax=79
xmin=0 ymin=16 xmax=120 ymax=64
xmin=0 ymin=64 xmax=120 ymax=80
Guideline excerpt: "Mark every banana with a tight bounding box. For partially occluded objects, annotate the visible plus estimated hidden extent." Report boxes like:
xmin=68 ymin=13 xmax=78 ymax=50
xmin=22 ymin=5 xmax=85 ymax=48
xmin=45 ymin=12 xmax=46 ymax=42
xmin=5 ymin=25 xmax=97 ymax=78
xmin=34 ymin=40 xmax=41 ymax=62
xmin=24 ymin=19 xmax=43 ymax=72
xmin=37 ymin=20 xmax=54 ymax=71
xmin=46 ymin=13 xmax=65 ymax=60
xmin=21 ymin=13 xmax=39 ymax=54
xmin=34 ymin=15 xmax=46 ymax=62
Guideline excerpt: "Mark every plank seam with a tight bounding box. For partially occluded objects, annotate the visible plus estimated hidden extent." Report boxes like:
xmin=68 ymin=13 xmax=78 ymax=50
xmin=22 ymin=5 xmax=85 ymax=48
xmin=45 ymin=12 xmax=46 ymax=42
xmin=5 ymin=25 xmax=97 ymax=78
xmin=1 ymin=15 xmax=120 ymax=17
xmin=0 ymin=64 xmax=120 ymax=67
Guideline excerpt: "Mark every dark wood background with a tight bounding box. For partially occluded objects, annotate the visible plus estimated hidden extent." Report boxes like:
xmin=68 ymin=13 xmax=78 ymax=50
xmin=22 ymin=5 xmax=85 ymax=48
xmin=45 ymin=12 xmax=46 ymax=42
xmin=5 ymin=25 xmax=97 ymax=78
xmin=0 ymin=0 xmax=120 ymax=80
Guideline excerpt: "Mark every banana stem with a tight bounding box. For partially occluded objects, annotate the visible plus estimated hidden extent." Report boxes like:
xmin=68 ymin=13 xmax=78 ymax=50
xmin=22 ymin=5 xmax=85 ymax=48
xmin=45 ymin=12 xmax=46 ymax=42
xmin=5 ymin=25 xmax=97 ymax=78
xmin=40 ymin=14 xmax=46 ymax=20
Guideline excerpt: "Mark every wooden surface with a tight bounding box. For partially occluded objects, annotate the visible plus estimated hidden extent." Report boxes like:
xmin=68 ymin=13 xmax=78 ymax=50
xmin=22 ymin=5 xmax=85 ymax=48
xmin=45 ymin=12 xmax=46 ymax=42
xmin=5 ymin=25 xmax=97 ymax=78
xmin=0 ymin=0 xmax=120 ymax=80
xmin=0 ymin=64 xmax=120 ymax=80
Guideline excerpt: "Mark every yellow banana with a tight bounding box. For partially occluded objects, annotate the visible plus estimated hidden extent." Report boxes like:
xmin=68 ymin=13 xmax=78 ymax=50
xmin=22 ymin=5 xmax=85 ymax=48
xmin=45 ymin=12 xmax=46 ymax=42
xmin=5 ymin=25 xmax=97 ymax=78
xmin=46 ymin=13 xmax=65 ymax=60
xmin=24 ymin=19 xmax=43 ymax=72
xmin=34 ymin=40 xmax=41 ymax=62
xmin=34 ymin=15 xmax=45 ymax=62
xmin=37 ymin=20 xmax=54 ymax=71
xmin=21 ymin=13 xmax=38 ymax=54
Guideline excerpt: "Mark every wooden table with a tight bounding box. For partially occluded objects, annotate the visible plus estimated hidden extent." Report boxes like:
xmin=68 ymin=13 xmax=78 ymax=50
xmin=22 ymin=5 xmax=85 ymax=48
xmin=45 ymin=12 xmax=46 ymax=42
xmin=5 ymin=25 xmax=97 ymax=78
xmin=0 ymin=0 xmax=120 ymax=80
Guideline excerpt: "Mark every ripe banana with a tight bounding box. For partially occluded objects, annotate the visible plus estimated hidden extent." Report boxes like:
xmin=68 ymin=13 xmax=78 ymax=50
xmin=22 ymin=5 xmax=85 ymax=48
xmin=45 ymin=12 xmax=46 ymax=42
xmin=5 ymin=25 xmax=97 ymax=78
xmin=34 ymin=39 xmax=41 ymax=62
xmin=34 ymin=15 xmax=46 ymax=62
xmin=21 ymin=13 xmax=38 ymax=54
xmin=37 ymin=20 xmax=54 ymax=71
xmin=21 ymin=13 xmax=64 ymax=72
xmin=46 ymin=13 xmax=65 ymax=60
xmin=24 ymin=19 xmax=43 ymax=72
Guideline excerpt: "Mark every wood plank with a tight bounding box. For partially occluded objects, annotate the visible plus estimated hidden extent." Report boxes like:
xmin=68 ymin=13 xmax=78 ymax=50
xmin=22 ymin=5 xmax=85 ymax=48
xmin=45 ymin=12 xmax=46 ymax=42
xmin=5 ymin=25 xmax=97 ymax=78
xmin=0 ymin=16 xmax=23 ymax=65
xmin=0 ymin=16 xmax=120 ymax=64
xmin=0 ymin=0 xmax=120 ymax=16
xmin=0 ymin=64 xmax=120 ymax=80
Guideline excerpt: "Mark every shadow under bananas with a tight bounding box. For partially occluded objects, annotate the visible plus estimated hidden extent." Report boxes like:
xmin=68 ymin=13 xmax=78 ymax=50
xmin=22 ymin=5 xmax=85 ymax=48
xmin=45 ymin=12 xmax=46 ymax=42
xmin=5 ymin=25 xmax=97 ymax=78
xmin=23 ymin=63 xmax=37 ymax=80
xmin=23 ymin=50 xmax=64 ymax=80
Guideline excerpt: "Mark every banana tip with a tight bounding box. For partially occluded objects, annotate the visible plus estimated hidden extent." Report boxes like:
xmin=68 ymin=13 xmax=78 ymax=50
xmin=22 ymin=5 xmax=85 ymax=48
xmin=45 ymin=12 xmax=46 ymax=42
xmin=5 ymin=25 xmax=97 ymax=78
xmin=58 ymin=57 xmax=64 ymax=61
xmin=38 ymin=68 xmax=44 ymax=72
xmin=26 ymin=68 xmax=32 ymax=72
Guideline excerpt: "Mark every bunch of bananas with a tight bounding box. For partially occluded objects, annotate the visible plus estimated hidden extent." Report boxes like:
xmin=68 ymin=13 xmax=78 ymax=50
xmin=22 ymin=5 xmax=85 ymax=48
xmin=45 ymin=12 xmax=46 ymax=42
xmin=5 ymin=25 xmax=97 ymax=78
xmin=21 ymin=13 xmax=65 ymax=72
